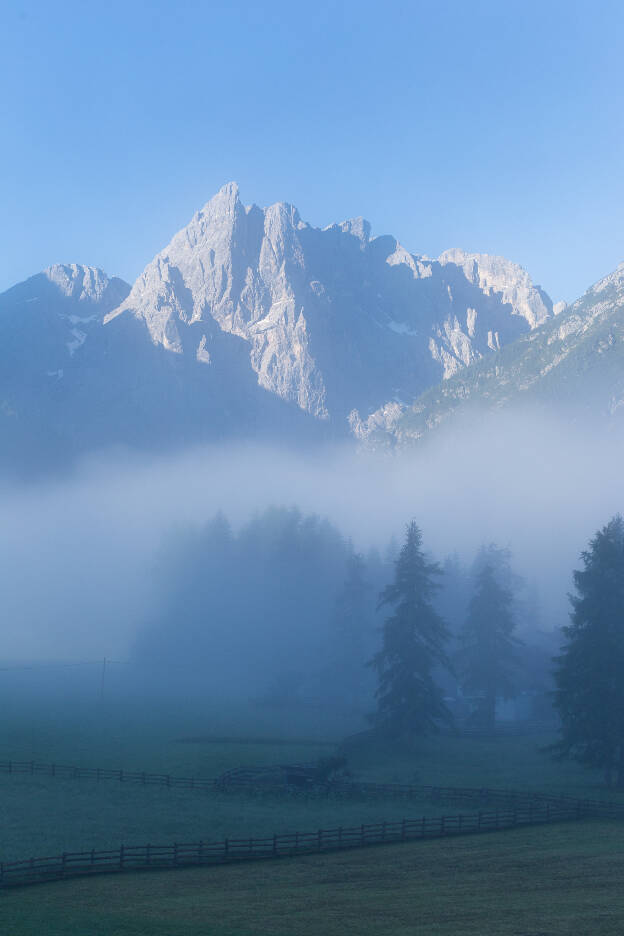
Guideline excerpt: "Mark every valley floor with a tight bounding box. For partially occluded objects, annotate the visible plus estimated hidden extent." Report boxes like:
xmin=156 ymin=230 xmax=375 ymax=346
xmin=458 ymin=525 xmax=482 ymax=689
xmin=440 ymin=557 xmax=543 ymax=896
xmin=3 ymin=820 xmax=624 ymax=935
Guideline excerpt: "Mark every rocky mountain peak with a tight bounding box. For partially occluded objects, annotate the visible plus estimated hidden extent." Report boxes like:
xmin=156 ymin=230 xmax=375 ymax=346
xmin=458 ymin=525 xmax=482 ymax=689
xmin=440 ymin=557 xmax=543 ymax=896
xmin=5 ymin=186 xmax=623 ymax=472
xmin=337 ymin=217 xmax=371 ymax=243
xmin=589 ymin=262 xmax=624 ymax=297
xmin=200 ymin=180 xmax=241 ymax=214
xmin=437 ymin=248 xmax=552 ymax=328
xmin=103 ymin=185 xmax=557 ymax=429
xmin=43 ymin=263 xmax=127 ymax=309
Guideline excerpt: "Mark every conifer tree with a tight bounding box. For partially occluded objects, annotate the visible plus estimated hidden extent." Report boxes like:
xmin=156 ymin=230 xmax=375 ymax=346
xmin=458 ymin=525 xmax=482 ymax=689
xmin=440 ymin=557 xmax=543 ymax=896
xmin=369 ymin=521 xmax=452 ymax=737
xmin=553 ymin=515 xmax=624 ymax=786
xmin=458 ymin=562 xmax=519 ymax=730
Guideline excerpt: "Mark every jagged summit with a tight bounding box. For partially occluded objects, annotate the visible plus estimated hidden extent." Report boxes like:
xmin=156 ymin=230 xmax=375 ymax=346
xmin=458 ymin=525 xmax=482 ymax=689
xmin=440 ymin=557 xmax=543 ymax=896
xmin=334 ymin=217 xmax=372 ymax=243
xmin=43 ymin=263 xmax=125 ymax=306
xmin=105 ymin=183 xmax=553 ymax=425
xmin=12 ymin=182 xmax=621 ymax=474
xmin=588 ymin=260 xmax=624 ymax=295
xmin=0 ymin=263 xmax=130 ymax=387
xmin=437 ymin=249 xmax=553 ymax=329
xmin=367 ymin=259 xmax=624 ymax=446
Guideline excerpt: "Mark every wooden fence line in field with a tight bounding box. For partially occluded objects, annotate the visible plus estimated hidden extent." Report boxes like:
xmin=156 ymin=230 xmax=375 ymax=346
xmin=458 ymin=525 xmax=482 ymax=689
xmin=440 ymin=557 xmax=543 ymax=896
xmin=0 ymin=760 xmax=215 ymax=790
xmin=2 ymin=797 xmax=617 ymax=889
xmin=2 ymin=759 xmax=624 ymax=818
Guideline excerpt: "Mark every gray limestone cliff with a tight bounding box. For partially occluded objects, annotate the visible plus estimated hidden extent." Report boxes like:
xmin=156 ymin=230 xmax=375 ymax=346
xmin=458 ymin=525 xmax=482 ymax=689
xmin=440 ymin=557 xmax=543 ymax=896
xmin=107 ymin=183 xmax=553 ymax=429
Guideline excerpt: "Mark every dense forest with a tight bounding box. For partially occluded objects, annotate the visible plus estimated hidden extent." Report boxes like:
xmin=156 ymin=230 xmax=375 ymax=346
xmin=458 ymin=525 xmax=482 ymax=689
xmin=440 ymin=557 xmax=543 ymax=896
xmin=134 ymin=506 xmax=557 ymax=726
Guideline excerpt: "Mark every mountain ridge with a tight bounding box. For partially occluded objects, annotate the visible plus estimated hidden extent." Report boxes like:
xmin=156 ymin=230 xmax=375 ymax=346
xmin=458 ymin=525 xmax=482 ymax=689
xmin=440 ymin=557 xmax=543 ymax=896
xmin=104 ymin=182 xmax=555 ymax=428
xmin=4 ymin=183 xmax=619 ymax=474
xmin=354 ymin=260 xmax=624 ymax=447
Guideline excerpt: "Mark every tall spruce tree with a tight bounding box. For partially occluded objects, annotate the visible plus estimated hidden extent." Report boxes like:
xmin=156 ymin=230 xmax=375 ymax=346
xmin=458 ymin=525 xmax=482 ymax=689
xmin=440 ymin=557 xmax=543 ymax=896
xmin=369 ymin=521 xmax=452 ymax=737
xmin=553 ymin=515 xmax=624 ymax=786
xmin=458 ymin=562 xmax=519 ymax=730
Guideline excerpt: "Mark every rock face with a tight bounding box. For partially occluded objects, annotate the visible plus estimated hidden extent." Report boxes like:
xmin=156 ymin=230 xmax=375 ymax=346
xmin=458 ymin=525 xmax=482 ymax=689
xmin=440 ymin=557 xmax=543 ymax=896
xmin=1 ymin=184 xmax=572 ymax=473
xmin=0 ymin=263 xmax=129 ymax=386
xmin=107 ymin=183 xmax=553 ymax=429
xmin=437 ymin=249 xmax=552 ymax=330
xmin=44 ymin=263 xmax=129 ymax=308
xmin=0 ymin=258 xmax=325 ymax=475
xmin=379 ymin=261 xmax=624 ymax=446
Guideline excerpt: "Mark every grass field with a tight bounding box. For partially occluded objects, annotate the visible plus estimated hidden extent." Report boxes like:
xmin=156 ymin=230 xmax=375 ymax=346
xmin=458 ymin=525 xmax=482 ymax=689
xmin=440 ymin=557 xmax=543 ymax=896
xmin=3 ymin=821 xmax=624 ymax=935
xmin=2 ymin=686 xmax=623 ymax=934
xmin=0 ymin=774 xmax=460 ymax=862
xmin=0 ymin=691 xmax=615 ymax=864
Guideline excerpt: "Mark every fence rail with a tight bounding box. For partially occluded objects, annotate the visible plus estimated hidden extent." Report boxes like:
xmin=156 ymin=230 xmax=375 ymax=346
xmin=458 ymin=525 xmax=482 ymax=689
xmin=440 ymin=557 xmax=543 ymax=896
xmin=3 ymin=758 xmax=624 ymax=889
xmin=0 ymin=760 xmax=216 ymax=790
xmin=1 ymin=798 xmax=614 ymax=889
xmin=2 ymin=759 xmax=624 ymax=817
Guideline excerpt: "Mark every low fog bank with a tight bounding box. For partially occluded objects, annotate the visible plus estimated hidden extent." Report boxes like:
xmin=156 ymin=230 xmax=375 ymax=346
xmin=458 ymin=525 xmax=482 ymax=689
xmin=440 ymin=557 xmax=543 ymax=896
xmin=0 ymin=407 xmax=621 ymax=665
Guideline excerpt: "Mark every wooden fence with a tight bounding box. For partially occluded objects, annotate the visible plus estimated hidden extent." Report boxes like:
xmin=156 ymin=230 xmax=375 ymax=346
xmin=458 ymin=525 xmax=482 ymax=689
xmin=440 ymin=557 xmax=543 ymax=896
xmin=2 ymin=759 xmax=624 ymax=818
xmin=0 ymin=760 xmax=216 ymax=790
xmin=0 ymin=761 xmax=624 ymax=818
xmin=1 ymin=797 xmax=614 ymax=889
xmin=3 ymin=759 xmax=624 ymax=889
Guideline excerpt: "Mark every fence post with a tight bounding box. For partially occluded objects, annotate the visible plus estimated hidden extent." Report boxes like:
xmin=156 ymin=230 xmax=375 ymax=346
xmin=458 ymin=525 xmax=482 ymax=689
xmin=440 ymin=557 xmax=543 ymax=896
xmin=318 ymin=829 xmax=323 ymax=852
xmin=119 ymin=769 xmax=123 ymax=783
xmin=401 ymin=819 xmax=406 ymax=841
xmin=224 ymin=838 xmax=229 ymax=861
xmin=173 ymin=843 xmax=178 ymax=866
xmin=62 ymin=852 xmax=67 ymax=877
xmin=478 ymin=812 xmax=482 ymax=830
xmin=441 ymin=816 xmax=445 ymax=836
xmin=421 ymin=816 xmax=426 ymax=837
xmin=90 ymin=848 xmax=95 ymax=868
xmin=120 ymin=844 xmax=125 ymax=868
xmin=273 ymin=835 xmax=277 ymax=855
xmin=361 ymin=824 xmax=365 ymax=845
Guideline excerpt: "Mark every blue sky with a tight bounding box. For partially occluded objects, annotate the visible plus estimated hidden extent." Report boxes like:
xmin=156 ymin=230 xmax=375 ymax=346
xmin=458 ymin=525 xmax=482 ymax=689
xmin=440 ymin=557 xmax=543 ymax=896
xmin=1 ymin=0 xmax=622 ymax=301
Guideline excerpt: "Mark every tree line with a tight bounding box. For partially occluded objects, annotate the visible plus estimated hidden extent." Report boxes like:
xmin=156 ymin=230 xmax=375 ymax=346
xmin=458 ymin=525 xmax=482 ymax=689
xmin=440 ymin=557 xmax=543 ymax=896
xmin=371 ymin=516 xmax=624 ymax=788
xmin=135 ymin=508 xmax=624 ymax=786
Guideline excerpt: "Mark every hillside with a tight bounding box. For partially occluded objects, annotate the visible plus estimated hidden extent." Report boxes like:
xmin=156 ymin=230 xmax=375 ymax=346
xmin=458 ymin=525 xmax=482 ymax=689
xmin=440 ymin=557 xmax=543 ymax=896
xmin=353 ymin=262 xmax=624 ymax=445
